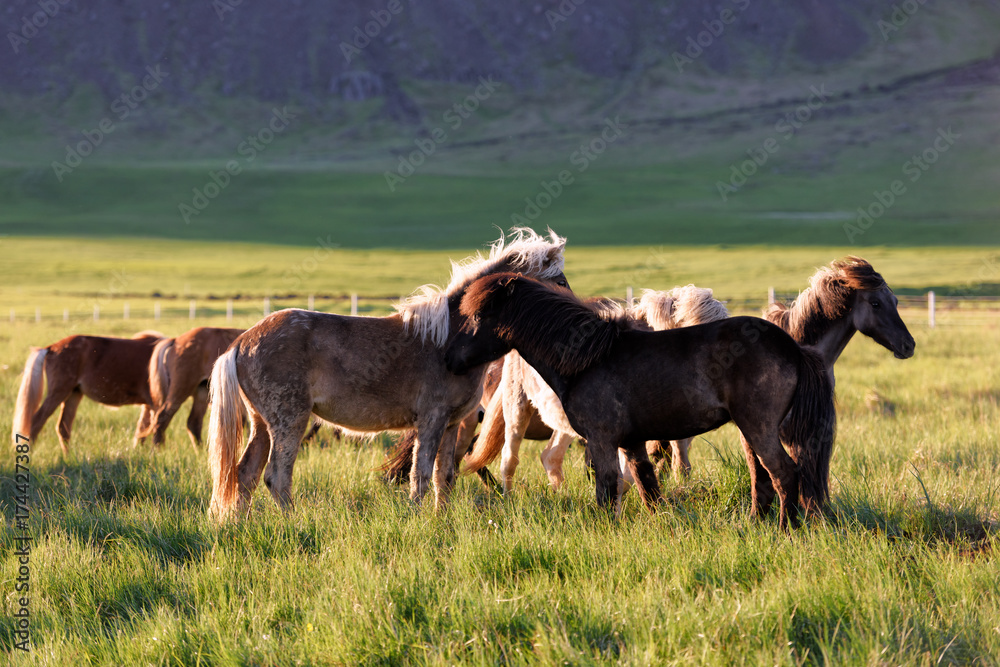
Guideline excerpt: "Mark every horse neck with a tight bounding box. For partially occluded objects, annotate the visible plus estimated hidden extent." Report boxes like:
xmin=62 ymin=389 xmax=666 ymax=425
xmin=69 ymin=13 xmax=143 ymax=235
xmin=807 ymin=314 xmax=856 ymax=383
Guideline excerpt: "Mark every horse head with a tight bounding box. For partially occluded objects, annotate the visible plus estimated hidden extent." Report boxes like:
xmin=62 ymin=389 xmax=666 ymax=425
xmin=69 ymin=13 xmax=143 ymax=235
xmin=849 ymin=284 xmax=915 ymax=359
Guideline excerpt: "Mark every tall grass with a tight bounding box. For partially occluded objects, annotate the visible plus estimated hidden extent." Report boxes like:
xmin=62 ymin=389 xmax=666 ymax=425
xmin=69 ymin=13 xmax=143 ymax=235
xmin=0 ymin=311 xmax=996 ymax=665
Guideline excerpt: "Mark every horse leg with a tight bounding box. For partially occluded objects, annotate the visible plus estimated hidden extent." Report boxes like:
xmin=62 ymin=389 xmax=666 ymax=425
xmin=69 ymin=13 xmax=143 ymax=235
xmin=499 ymin=389 xmax=531 ymax=494
xmin=55 ymin=390 xmax=84 ymax=456
xmin=410 ymin=412 xmax=449 ymax=505
xmin=29 ymin=379 xmax=76 ymax=449
xmin=671 ymin=438 xmax=693 ymax=480
xmin=433 ymin=423 xmax=462 ymax=507
xmin=261 ymin=409 xmax=312 ymax=513
xmin=588 ymin=439 xmax=621 ymax=509
xmin=743 ymin=429 xmax=800 ymax=530
xmin=184 ymin=382 xmax=210 ymax=448
xmin=235 ymin=410 xmax=271 ymax=517
xmin=133 ymin=405 xmax=154 ymax=447
xmin=646 ymin=440 xmax=669 ymax=476
xmin=738 ymin=432 xmax=776 ymax=519
xmin=619 ymin=443 xmax=663 ymax=515
xmin=539 ymin=431 xmax=574 ymax=489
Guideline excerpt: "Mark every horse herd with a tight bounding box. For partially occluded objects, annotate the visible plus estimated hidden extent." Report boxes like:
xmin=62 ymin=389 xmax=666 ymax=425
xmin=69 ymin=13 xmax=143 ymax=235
xmin=11 ymin=228 xmax=916 ymax=529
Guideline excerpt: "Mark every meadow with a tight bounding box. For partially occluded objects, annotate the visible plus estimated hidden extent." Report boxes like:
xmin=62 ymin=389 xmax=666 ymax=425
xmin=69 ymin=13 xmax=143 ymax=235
xmin=1 ymin=240 xmax=998 ymax=665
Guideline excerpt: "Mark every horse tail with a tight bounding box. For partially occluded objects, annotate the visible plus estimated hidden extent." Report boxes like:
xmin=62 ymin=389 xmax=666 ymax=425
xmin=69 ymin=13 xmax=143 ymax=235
xmin=782 ymin=346 xmax=836 ymax=516
xmin=377 ymin=430 xmax=418 ymax=483
xmin=148 ymin=338 xmax=174 ymax=408
xmin=208 ymin=347 xmax=245 ymax=519
xmin=461 ymin=389 xmax=505 ymax=474
xmin=12 ymin=348 xmax=47 ymax=446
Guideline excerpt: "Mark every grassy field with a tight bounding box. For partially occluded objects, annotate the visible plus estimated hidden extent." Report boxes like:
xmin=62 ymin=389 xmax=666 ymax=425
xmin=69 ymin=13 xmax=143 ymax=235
xmin=0 ymin=306 xmax=997 ymax=665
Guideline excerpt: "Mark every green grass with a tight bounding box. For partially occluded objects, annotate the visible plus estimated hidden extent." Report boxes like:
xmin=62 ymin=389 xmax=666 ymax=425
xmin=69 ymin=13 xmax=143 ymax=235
xmin=0 ymin=313 xmax=997 ymax=665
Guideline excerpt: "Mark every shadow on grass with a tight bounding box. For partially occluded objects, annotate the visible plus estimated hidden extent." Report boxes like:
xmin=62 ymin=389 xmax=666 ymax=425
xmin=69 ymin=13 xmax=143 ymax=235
xmin=0 ymin=456 xmax=212 ymax=567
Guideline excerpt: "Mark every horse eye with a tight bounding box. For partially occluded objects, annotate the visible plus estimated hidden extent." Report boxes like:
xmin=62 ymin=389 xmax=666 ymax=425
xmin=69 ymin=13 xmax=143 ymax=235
xmin=556 ymin=280 xmax=568 ymax=288
xmin=870 ymin=299 xmax=881 ymax=309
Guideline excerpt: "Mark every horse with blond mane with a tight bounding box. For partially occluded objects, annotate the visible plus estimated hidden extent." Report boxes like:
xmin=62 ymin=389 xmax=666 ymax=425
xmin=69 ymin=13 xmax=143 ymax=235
xmin=140 ymin=326 xmax=245 ymax=447
xmin=12 ymin=331 xmax=164 ymax=453
xmin=207 ymin=228 xmax=569 ymax=520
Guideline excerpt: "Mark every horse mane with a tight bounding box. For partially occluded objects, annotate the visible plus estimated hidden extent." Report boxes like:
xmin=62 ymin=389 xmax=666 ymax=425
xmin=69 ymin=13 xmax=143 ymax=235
xmin=461 ymin=273 xmax=622 ymax=376
xmin=585 ymin=296 xmax=629 ymax=323
xmin=629 ymin=285 xmax=729 ymax=330
xmin=764 ymin=256 xmax=887 ymax=345
xmin=395 ymin=227 xmax=566 ymax=347
xmin=132 ymin=330 xmax=165 ymax=340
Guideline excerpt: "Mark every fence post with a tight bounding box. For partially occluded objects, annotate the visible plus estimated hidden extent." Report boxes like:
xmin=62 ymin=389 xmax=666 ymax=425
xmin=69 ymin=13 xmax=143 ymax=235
xmin=351 ymin=293 xmax=358 ymax=316
xmin=94 ymin=304 xmax=99 ymax=321
xmin=63 ymin=308 xmax=69 ymax=323
xmin=35 ymin=307 xmax=41 ymax=323
xmin=123 ymin=302 xmax=129 ymax=320
xmin=626 ymin=286 xmax=633 ymax=308
xmin=768 ymin=286 xmax=775 ymax=305
xmin=928 ymin=291 xmax=935 ymax=328
xmin=154 ymin=302 xmax=161 ymax=320
xmin=189 ymin=300 xmax=196 ymax=320
xmin=308 ymin=294 xmax=315 ymax=311
xmin=226 ymin=299 xmax=233 ymax=322
xmin=263 ymin=297 xmax=270 ymax=316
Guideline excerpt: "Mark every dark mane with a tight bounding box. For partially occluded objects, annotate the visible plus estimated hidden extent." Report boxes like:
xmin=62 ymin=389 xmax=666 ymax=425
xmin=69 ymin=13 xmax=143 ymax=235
xmin=461 ymin=274 xmax=623 ymax=376
xmin=764 ymin=256 xmax=887 ymax=345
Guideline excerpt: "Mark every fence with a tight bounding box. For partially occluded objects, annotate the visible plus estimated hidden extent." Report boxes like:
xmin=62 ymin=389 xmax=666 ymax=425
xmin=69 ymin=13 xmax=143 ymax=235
xmin=7 ymin=290 xmax=1000 ymax=327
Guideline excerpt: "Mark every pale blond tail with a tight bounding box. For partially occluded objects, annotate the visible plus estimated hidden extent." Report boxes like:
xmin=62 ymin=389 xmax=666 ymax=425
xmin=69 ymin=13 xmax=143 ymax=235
xmin=12 ymin=348 xmax=47 ymax=446
xmin=148 ymin=338 xmax=174 ymax=407
xmin=208 ymin=347 xmax=245 ymax=519
xmin=462 ymin=389 xmax=506 ymax=473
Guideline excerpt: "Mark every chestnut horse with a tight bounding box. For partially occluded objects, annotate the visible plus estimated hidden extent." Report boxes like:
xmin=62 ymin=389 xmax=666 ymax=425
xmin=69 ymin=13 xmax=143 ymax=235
xmin=446 ymin=273 xmax=836 ymax=529
xmin=462 ymin=285 xmax=730 ymax=492
xmin=141 ymin=326 xmax=245 ymax=447
xmin=207 ymin=228 xmax=568 ymax=519
xmin=12 ymin=331 xmax=164 ymax=454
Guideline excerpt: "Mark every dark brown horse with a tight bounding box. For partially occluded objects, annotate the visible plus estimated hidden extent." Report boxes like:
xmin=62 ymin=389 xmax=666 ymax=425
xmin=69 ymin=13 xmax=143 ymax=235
xmin=648 ymin=257 xmax=916 ymax=478
xmin=207 ymin=229 xmax=568 ymax=520
xmin=12 ymin=331 xmax=164 ymax=454
xmin=445 ymin=273 xmax=836 ymax=529
xmin=141 ymin=326 xmax=245 ymax=447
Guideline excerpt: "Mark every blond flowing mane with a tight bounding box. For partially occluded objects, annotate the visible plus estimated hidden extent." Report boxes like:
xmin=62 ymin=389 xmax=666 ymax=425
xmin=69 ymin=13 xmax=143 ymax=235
xmin=764 ymin=256 xmax=887 ymax=345
xmin=630 ymin=285 xmax=729 ymax=331
xmin=395 ymin=228 xmax=566 ymax=347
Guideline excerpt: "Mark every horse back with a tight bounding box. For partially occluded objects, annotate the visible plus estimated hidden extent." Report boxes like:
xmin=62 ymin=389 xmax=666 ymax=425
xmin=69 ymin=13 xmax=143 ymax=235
xmin=49 ymin=335 xmax=158 ymax=406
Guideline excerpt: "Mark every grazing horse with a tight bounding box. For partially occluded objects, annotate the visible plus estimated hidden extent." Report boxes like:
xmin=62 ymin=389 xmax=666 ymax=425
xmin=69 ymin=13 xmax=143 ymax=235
xmin=141 ymin=327 xmax=245 ymax=447
xmin=207 ymin=228 xmax=568 ymax=520
xmin=462 ymin=286 xmax=730 ymax=491
xmin=446 ymin=274 xmax=836 ymax=529
xmin=12 ymin=331 xmax=165 ymax=454
xmin=649 ymin=257 xmax=917 ymax=489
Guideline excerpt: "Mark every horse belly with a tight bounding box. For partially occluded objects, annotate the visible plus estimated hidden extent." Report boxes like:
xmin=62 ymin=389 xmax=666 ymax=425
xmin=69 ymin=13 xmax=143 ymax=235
xmin=79 ymin=376 xmax=147 ymax=406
